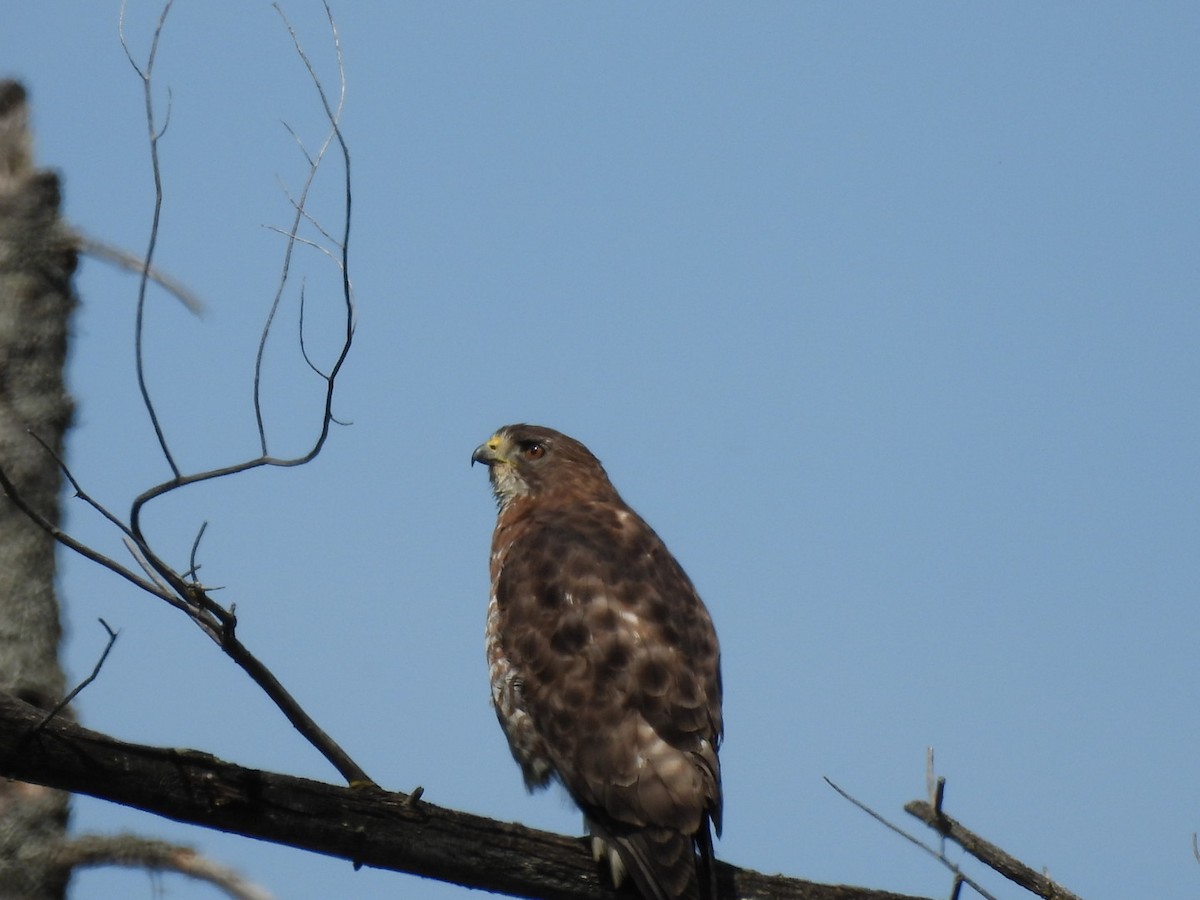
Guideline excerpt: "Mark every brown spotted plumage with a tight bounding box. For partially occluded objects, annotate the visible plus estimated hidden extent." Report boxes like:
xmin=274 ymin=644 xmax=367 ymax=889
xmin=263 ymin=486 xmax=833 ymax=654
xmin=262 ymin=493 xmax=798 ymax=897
xmin=472 ymin=424 xmax=723 ymax=900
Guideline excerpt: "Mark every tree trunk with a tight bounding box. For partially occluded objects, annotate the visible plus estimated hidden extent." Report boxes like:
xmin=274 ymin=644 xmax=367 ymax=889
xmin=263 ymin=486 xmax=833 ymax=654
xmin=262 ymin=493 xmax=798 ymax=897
xmin=0 ymin=79 xmax=76 ymax=900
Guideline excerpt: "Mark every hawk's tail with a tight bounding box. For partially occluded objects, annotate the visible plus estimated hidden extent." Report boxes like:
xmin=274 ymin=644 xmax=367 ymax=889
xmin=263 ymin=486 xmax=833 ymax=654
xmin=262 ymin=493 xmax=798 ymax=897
xmin=595 ymin=820 xmax=717 ymax=900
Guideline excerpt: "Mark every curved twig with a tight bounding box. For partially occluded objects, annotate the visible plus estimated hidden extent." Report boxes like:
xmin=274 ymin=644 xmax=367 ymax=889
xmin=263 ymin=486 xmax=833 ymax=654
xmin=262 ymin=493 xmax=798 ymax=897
xmin=5 ymin=2 xmax=372 ymax=790
xmin=251 ymin=0 xmax=352 ymax=458
xmin=120 ymin=0 xmax=180 ymax=478
xmin=184 ymin=521 xmax=207 ymax=581
xmin=46 ymin=832 xmax=273 ymax=900
xmin=128 ymin=0 xmax=353 ymax=542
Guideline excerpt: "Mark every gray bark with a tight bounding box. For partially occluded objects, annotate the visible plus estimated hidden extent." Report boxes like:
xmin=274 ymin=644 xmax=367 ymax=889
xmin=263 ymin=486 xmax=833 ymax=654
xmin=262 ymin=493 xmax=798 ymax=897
xmin=0 ymin=79 xmax=76 ymax=900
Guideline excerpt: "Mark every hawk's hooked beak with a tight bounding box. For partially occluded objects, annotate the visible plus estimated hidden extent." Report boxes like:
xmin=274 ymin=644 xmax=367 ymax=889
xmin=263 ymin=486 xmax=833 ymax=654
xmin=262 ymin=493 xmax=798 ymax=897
xmin=471 ymin=436 xmax=507 ymax=467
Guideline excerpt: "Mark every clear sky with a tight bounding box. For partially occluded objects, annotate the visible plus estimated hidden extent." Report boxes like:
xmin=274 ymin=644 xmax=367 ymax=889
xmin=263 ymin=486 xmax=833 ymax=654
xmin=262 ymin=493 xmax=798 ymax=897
xmin=4 ymin=3 xmax=1199 ymax=898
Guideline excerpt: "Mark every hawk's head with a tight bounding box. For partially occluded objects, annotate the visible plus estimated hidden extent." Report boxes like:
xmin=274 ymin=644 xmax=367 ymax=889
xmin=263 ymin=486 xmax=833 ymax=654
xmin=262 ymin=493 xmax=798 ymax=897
xmin=472 ymin=424 xmax=613 ymax=508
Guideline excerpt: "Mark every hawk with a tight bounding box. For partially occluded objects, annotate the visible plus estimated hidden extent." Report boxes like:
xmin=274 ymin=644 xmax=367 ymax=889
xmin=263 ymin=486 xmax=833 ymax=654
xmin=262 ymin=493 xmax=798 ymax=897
xmin=472 ymin=424 xmax=723 ymax=900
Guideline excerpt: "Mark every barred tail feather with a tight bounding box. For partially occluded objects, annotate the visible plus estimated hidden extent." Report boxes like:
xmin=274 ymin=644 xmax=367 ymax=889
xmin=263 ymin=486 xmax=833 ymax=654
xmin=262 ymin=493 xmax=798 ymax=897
xmin=613 ymin=827 xmax=699 ymax=900
xmin=586 ymin=813 xmax=718 ymax=900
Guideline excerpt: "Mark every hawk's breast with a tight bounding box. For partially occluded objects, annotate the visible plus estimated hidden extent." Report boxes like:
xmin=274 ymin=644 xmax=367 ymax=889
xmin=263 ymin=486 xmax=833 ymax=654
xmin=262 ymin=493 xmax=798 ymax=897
xmin=487 ymin=528 xmax=555 ymax=789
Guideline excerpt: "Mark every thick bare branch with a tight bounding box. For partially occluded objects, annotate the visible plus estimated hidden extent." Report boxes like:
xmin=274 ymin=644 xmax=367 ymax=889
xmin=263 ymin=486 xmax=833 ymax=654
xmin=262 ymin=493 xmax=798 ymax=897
xmin=0 ymin=690 xmax=929 ymax=900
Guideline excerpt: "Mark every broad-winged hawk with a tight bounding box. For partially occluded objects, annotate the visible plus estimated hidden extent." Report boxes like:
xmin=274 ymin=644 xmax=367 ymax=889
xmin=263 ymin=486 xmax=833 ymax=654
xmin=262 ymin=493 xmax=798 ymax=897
xmin=472 ymin=424 xmax=723 ymax=900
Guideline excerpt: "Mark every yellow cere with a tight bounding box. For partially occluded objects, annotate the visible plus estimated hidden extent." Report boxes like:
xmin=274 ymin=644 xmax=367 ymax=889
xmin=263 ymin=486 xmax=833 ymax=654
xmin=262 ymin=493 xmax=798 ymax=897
xmin=486 ymin=434 xmax=511 ymax=464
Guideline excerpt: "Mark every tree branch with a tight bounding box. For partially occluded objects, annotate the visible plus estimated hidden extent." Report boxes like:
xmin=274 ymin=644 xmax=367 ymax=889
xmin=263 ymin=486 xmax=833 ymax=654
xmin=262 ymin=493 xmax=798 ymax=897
xmin=0 ymin=1 xmax=371 ymax=792
xmin=0 ymin=690 xmax=929 ymax=900
xmin=120 ymin=0 xmax=181 ymax=477
xmin=824 ymin=778 xmax=997 ymax=900
xmin=75 ymin=231 xmax=205 ymax=316
xmin=903 ymin=801 xmax=1082 ymax=900
xmin=32 ymin=618 xmax=118 ymax=732
xmin=45 ymin=832 xmax=272 ymax=900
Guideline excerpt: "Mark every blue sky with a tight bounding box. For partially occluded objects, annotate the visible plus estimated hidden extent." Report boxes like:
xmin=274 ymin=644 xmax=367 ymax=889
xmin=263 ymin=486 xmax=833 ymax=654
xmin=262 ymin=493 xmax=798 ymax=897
xmin=5 ymin=3 xmax=1199 ymax=898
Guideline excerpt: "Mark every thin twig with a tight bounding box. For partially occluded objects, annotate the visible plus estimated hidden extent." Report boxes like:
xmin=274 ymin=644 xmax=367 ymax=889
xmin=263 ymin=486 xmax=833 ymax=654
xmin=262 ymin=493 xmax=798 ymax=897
xmin=926 ymin=747 xmax=937 ymax=808
xmin=127 ymin=0 xmax=355 ymax=527
xmin=281 ymin=119 xmax=317 ymax=168
xmin=277 ymin=0 xmax=356 ymax=414
xmin=296 ymin=285 xmax=348 ymax=427
xmin=121 ymin=0 xmax=181 ymax=478
xmin=0 ymin=461 xmax=177 ymax=607
xmin=29 ymin=430 xmax=138 ymax=541
xmin=926 ymin=747 xmax=946 ymax=856
xmin=186 ymin=520 xmax=208 ymax=582
xmin=262 ymin=225 xmax=343 ymax=267
xmin=252 ymin=3 xmax=348 ymax=457
xmin=274 ymin=161 xmax=345 ymax=250
xmin=295 ymin=283 xmax=328 ymax=378
xmin=825 ymin=777 xmax=999 ymax=900
xmin=32 ymin=619 xmax=119 ymax=733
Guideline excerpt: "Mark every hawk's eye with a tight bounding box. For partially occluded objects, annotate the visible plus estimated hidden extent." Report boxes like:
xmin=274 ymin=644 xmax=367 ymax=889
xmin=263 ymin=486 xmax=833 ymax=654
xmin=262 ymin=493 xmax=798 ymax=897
xmin=523 ymin=442 xmax=546 ymax=461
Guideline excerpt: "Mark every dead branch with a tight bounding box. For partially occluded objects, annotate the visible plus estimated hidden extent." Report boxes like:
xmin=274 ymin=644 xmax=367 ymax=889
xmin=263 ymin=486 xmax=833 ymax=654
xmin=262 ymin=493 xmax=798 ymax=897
xmin=45 ymin=832 xmax=272 ymax=900
xmin=32 ymin=619 xmax=118 ymax=732
xmin=120 ymin=0 xmax=179 ymax=476
xmin=2 ymin=428 xmax=375 ymax=797
xmin=831 ymin=751 xmax=1087 ymax=900
xmin=255 ymin=0 xmax=351 ymax=458
xmin=0 ymin=690 xmax=929 ymax=900
xmin=825 ymin=778 xmax=997 ymax=900
xmin=898 ymin=749 xmax=1082 ymax=900
xmin=0 ymin=1 xmax=370 ymax=790
xmin=904 ymin=802 xmax=1082 ymax=900
xmin=74 ymin=231 xmax=204 ymax=315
